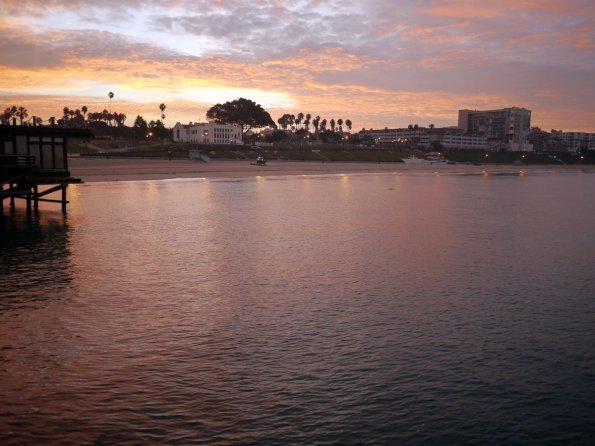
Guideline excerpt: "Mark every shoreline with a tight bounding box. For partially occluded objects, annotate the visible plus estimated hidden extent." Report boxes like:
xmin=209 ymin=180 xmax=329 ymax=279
xmin=68 ymin=157 xmax=593 ymax=183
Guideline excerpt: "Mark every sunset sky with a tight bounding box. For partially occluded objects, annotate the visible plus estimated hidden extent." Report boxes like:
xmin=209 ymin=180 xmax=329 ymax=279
xmin=1 ymin=0 xmax=594 ymax=131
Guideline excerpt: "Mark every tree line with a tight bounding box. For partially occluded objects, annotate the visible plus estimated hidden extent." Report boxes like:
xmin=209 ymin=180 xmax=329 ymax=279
xmin=3 ymin=99 xmax=355 ymax=143
xmin=276 ymin=113 xmax=353 ymax=134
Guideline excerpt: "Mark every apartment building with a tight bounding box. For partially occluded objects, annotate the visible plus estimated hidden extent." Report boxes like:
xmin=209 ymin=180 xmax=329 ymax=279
xmin=551 ymin=131 xmax=595 ymax=153
xmin=359 ymin=128 xmax=430 ymax=147
xmin=458 ymin=107 xmax=532 ymax=151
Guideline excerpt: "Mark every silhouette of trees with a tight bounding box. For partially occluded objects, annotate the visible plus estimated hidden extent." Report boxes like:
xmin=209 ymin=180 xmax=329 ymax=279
xmin=206 ymin=97 xmax=275 ymax=137
xmin=1 ymin=105 xmax=18 ymax=124
xmin=277 ymin=113 xmax=293 ymax=130
xmin=16 ymin=106 xmax=28 ymax=124
xmin=313 ymin=115 xmax=320 ymax=133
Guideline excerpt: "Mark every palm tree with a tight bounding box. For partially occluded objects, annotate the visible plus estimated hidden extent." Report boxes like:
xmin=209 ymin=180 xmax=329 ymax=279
xmin=159 ymin=103 xmax=166 ymax=121
xmin=313 ymin=115 xmax=320 ymax=133
xmin=108 ymin=92 xmax=114 ymax=114
xmin=296 ymin=112 xmax=304 ymax=129
xmin=81 ymin=106 xmax=88 ymax=124
xmin=2 ymin=106 xmax=16 ymax=124
xmin=16 ymin=106 xmax=28 ymax=125
xmin=63 ymin=107 xmax=70 ymax=123
xmin=337 ymin=118 xmax=343 ymax=132
xmin=330 ymin=118 xmax=336 ymax=132
xmin=429 ymin=123 xmax=435 ymax=129
xmin=345 ymin=119 xmax=352 ymax=131
xmin=320 ymin=119 xmax=327 ymax=132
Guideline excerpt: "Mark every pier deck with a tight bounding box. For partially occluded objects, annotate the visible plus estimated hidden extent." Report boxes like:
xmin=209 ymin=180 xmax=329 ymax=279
xmin=1 ymin=125 xmax=92 ymax=217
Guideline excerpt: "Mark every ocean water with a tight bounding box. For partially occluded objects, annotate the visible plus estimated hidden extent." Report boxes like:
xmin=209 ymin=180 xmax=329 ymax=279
xmin=1 ymin=170 xmax=595 ymax=445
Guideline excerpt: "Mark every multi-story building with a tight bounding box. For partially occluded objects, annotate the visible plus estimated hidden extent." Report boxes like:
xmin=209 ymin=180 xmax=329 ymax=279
xmin=359 ymin=128 xmax=430 ymax=147
xmin=440 ymin=134 xmax=488 ymax=150
xmin=173 ymin=122 xmax=242 ymax=144
xmin=551 ymin=131 xmax=595 ymax=153
xmin=458 ymin=107 xmax=532 ymax=151
xmin=359 ymin=127 xmax=489 ymax=150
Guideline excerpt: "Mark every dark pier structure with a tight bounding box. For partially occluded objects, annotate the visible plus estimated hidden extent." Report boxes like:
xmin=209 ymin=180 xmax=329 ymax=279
xmin=1 ymin=124 xmax=92 ymax=217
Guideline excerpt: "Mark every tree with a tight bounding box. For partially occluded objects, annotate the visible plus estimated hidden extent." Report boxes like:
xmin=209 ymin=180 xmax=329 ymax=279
xmin=277 ymin=113 xmax=292 ymax=130
xmin=159 ymin=103 xmax=166 ymax=120
xmin=337 ymin=118 xmax=343 ymax=132
xmin=2 ymin=105 xmax=18 ymax=124
xmin=16 ymin=106 xmax=28 ymax=125
xmin=296 ymin=112 xmax=304 ymax=129
xmin=330 ymin=118 xmax=336 ymax=132
xmin=206 ymin=97 xmax=275 ymax=137
xmin=134 ymin=115 xmax=148 ymax=129
xmin=345 ymin=119 xmax=352 ymax=131
xmin=313 ymin=115 xmax=321 ymax=133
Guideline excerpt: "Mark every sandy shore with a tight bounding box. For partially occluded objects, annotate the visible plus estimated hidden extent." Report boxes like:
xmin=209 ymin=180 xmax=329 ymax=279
xmin=68 ymin=157 xmax=592 ymax=182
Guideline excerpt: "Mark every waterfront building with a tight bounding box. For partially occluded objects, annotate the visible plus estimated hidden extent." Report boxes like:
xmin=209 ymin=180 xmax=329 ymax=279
xmin=359 ymin=128 xmax=430 ymax=148
xmin=173 ymin=122 xmax=242 ymax=144
xmin=551 ymin=131 xmax=595 ymax=153
xmin=359 ymin=127 xmax=489 ymax=150
xmin=440 ymin=134 xmax=489 ymax=150
xmin=458 ymin=107 xmax=532 ymax=151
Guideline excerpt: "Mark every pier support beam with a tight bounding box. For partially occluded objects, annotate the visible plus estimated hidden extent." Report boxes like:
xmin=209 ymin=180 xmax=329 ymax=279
xmin=61 ymin=184 xmax=68 ymax=215
xmin=34 ymin=185 xmax=39 ymax=211
xmin=10 ymin=183 xmax=15 ymax=210
xmin=26 ymin=192 xmax=32 ymax=216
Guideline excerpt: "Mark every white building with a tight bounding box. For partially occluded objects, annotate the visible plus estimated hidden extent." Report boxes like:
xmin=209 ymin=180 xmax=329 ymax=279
xmin=551 ymin=131 xmax=595 ymax=153
xmin=173 ymin=122 xmax=242 ymax=144
xmin=359 ymin=128 xmax=430 ymax=147
xmin=440 ymin=134 xmax=489 ymax=150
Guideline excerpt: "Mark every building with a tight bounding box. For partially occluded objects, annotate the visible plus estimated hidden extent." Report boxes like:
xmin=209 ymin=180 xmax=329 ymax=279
xmin=440 ymin=134 xmax=488 ymax=150
xmin=359 ymin=128 xmax=431 ymax=147
xmin=173 ymin=122 xmax=242 ymax=144
xmin=359 ymin=127 xmax=490 ymax=150
xmin=458 ymin=107 xmax=532 ymax=151
xmin=551 ymin=131 xmax=595 ymax=154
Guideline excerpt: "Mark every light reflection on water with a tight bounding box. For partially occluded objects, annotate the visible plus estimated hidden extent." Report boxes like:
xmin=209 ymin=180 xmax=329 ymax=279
xmin=1 ymin=171 xmax=595 ymax=445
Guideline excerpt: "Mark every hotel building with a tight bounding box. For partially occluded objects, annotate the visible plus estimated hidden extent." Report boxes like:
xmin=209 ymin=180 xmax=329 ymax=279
xmin=458 ymin=107 xmax=532 ymax=151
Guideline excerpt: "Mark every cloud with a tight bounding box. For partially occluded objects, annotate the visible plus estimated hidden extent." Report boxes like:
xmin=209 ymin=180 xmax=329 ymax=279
xmin=0 ymin=0 xmax=594 ymax=131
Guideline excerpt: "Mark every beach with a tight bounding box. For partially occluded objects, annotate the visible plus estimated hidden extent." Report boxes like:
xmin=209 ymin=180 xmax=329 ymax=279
xmin=68 ymin=157 xmax=592 ymax=182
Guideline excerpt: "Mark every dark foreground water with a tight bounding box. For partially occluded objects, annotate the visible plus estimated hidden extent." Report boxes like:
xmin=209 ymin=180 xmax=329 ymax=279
xmin=1 ymin=170 xmax=595 ymax=445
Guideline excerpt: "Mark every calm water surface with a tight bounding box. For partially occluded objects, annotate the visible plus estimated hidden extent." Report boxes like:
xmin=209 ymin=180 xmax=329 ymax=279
xmin=1 ymin=170 xmax=595 ymax=445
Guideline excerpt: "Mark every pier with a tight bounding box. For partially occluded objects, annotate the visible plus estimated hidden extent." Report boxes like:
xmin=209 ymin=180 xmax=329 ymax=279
xmin=0 ymin=124 xmax=92 ymax=217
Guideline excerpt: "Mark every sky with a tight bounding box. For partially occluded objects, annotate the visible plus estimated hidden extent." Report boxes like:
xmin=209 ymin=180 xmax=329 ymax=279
xmin=1 ymin=0 xmax=594 ymax=132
